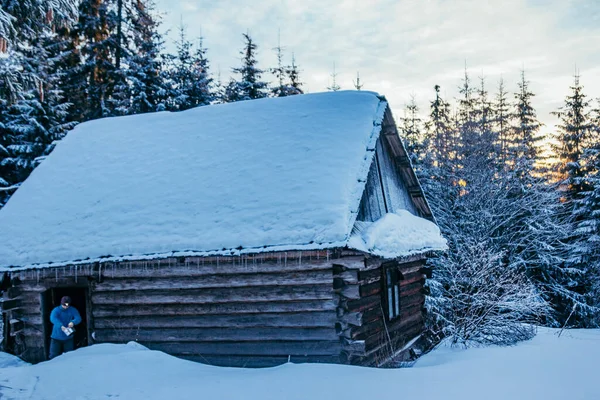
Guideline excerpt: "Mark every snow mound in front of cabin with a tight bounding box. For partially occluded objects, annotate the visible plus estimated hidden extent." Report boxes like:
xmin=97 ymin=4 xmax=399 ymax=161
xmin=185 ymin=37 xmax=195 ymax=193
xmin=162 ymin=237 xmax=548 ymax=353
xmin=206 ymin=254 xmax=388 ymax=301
xmin=1 ymin=328 xmax=600 ymax=400
xmin=348 ymin=210 xmax=447 ymax=258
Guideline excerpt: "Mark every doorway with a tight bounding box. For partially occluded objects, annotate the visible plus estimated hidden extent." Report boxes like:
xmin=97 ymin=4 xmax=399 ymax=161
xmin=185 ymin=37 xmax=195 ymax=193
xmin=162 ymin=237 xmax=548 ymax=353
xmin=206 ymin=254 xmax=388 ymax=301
xmin=42 ymin=286 xmax=89 ymax=359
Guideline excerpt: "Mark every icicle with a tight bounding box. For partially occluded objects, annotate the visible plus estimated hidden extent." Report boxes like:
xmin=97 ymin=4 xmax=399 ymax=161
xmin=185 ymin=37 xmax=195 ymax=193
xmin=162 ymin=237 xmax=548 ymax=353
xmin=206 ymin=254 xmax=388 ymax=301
xmin=326 ymin=250 xmax=330 ymax=262
xmin=284 ymin=252 xmax=288 ymax=267
xmin=299 ymin=252 xmax=302 ymax=265
xmin=98 ymin=263 xmax=102 ymax=281
xmin=75 ymin=265 xmax=78 ymax=283
xmin=217 ymin=256 xmax=219 ymax=267
xmin=55 ymin=268 xmax=58 ymax=282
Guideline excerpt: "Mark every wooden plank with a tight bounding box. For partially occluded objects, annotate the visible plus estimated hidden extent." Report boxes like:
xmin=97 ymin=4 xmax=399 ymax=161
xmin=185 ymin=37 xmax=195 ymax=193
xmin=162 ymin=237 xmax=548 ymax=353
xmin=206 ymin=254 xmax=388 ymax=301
xmin=94 ymin=312 xmax=337 ymax=329
xmin=145 ymin=340 xmax=342 ymax=356
xmin=91 ymin=284 xmax=334 ymax=305
xmin=94 ymin=327 xmax=339 ymax=343
xmin=93 ymin=300 xmax=337 ymax=318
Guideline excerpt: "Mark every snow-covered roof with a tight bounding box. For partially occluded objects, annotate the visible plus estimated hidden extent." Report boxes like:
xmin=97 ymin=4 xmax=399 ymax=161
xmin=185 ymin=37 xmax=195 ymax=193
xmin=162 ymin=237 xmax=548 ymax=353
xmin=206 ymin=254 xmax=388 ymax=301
xmin=0 ymin=91 xmax=444 ymax=270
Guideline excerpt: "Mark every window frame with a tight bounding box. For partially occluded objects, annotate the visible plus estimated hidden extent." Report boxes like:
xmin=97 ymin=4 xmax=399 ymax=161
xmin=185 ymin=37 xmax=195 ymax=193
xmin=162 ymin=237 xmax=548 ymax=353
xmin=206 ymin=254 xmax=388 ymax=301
xmin=382 ymin=262 xmax=402 ymax=321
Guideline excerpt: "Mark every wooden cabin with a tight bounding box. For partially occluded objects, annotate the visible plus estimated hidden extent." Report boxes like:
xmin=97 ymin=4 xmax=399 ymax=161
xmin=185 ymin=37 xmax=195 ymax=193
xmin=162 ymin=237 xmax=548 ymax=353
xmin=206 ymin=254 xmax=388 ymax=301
xmin=0 ymin=91 xmax=446 ymax=367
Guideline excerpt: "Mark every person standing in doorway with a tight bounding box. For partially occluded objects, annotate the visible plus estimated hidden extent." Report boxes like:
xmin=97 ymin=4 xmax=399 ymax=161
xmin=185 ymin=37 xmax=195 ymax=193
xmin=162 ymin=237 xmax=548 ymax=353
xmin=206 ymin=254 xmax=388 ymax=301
xmin=49 ymin=296 xmax=82 ymax=359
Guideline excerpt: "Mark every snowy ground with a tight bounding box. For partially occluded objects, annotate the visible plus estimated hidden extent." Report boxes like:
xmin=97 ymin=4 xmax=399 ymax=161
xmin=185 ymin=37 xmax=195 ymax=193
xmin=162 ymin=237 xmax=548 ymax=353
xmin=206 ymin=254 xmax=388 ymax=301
xmin=1 ymin=328 xmax=599 ymax=400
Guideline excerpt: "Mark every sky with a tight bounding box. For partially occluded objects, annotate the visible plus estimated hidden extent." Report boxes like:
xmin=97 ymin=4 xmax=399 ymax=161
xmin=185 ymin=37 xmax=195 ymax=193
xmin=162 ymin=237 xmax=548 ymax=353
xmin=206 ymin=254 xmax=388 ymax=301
xmin=155 ymin=0 xmax=600 ymax=134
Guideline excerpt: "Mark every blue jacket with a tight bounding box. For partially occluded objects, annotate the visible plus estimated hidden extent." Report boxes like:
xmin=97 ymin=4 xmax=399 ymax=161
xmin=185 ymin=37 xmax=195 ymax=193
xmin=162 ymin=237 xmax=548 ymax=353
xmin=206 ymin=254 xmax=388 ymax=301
xmin=50 ymin=305 xmax=82 ymax=340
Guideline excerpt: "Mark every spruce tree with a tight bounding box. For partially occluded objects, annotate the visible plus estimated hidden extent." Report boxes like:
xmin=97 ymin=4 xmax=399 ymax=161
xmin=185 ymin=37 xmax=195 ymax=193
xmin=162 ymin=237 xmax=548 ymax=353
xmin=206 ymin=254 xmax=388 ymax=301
xmin=511 ymin=70 xmax=543 ymax=177
xmin=553 ymin=73 xmax=591 ymax=202
xmin=0 ymin=33 xmax=74 ymax=206
xmin=165 ymin=26 xmax=214 ymax=111
xmin=327 ymin=62 xmax=341 ymax=92
xmin=61 ymin=0 xmax=119 ymax=121
xmin=493 ymin=78 xmax=512 ymax=166
xmin=551 ymin=73 xmax=596 ymax=326
xmin=285 ymin=53 xmax=303 ymax=95
xmin=224 ymin=33 xmax=268 ymax=102
xmin=399 ymin=97 xmax=423 ymax=165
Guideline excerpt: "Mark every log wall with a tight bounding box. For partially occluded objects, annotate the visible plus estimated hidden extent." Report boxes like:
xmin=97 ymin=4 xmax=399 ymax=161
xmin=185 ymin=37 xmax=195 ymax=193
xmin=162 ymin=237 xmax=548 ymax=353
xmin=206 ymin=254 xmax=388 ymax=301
xmin=335 ymin=254 xmax=428 ymax=366
xmin=1 ymin=250 xmax=428 ymax=367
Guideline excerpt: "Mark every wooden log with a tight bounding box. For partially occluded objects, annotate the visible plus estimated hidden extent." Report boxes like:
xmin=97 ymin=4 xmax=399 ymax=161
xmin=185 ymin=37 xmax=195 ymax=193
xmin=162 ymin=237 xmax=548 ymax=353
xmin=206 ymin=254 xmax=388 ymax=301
xmin=359 ymin=280 xmax=381 ymax=297
xmin=93 ymin=259 xmax=337 ymax=279
xmin=94 ymin=327 xmax=339 ymax=343
xmin=342 ymin=294 xmax=381 ymax=313
xmin=397 ymin=260 xmax=426 ymax=273
xmin=94 ymin=312 xmax=337 ymax=329
xmin=177 ymin=354 xmax=341 ymax=368
xmin=144 ymin=340 xmax=342 ymax=356
xmin=93 ymin=299 xmax=337 ymax=318
xmin=337 ymin=285 xmax=360 ymax=299
xmin=400 ymin=270 xmax=426 ymax=286
xmin=363 ymin=312 xmax=423 ymax=349
xmin=337 ymin=311 xmax=362 ymax=326
xmin=341 ymin=339 xmax=366 ymax=355
xmin=93 ymin=270 xmax=333 ymax=292
xmin=19 ymin=314 xmax=43 ymax=326
xmin=0 ymin=298 xmax=19 ymax=311
xmin=356 ymin=320 xmax=424 ymax=366
xmin=350 ymin=303 xmax=423 ymax=339
xmin=91 ymin=284 xmax=334 ymax=305
xmin=399 ymin=280 xmax=424 ymax=294
xmin=357 ymin=268 xmax=381 ymax=285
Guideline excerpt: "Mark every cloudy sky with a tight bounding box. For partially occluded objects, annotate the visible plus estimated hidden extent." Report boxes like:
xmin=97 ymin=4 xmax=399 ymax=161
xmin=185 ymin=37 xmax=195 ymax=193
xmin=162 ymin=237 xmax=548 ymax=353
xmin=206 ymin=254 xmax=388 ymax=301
xmin=155 ymin=0 xmax=600 ymax=133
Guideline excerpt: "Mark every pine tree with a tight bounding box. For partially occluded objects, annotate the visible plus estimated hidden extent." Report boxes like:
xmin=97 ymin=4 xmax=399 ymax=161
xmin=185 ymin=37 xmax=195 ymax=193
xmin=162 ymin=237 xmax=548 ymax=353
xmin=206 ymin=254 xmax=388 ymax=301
xmin=399 ymin=97 xmax=423 ymax=165
xmin=0 ymin=0 xmax=78 ymax=102
xmin=571 ymin=99 xmax=600 ymax=325
xmin=474 ymin=76 xmax=497 ymax=167
xmin=511 ymin=70 xmax=543 ymax=177
xmin=0 ymin=33 xmax=74 ymax=206
xmin=285 ymin=53 xmax=303 ymax=95
xmin=327 ymin=62 xmax=341 ymax=92
xmin=224 ymin=33 xmax=268 ymax=102
xmin=425 ymin=85 xmax=454 ymax=171
xmin=0 ymin=1 xmax=76 ymax=206
xmin=60 ymin=0 xmax=119 ymax=121
xmin=353 ymin=72 xmax=363 ymax=90
xmin=493 ymin=78 xmax=512 ymax=166
xmin=110 ymin=0 xmax=168 ymax=115
xmin=553 ymin=73 xmax=592 ymax=202
xmin=456 ymin=67 xmax=478 ymax=165
xmin=164 ymin=24 xmax=214 ymax=110
xmin=551 ymin=73 xmax=596 ymax=326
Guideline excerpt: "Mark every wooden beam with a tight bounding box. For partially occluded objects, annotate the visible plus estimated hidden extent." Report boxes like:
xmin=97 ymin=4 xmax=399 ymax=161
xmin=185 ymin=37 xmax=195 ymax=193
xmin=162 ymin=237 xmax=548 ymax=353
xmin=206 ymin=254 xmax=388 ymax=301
xmin=94 ymin=312 xmax=337 ymax=329
xmin=91 ymin=284 xmax=334 ymax=305
xmin=145 ymin=340 xmax=342 ymax=356
xmin=94 ymin=327 xmax=339 ymax=343
xmin=93 ymin=270 xmax=333 ymax=292
xmin=93 ymin=299 xmax=337 ymax=318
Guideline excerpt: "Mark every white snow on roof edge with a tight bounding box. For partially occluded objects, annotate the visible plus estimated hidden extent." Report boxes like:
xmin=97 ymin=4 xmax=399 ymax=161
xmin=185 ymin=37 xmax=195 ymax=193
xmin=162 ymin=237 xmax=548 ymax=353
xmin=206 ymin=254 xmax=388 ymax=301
xmin=347 ymin=210 xmax=448 ymax=259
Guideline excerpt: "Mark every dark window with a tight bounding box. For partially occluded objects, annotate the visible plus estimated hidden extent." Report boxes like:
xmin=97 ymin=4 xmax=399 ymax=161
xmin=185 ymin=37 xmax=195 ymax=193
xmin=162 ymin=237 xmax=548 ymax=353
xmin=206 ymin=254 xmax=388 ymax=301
xmin=383 ymin=263 xmax=401 ymax=320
